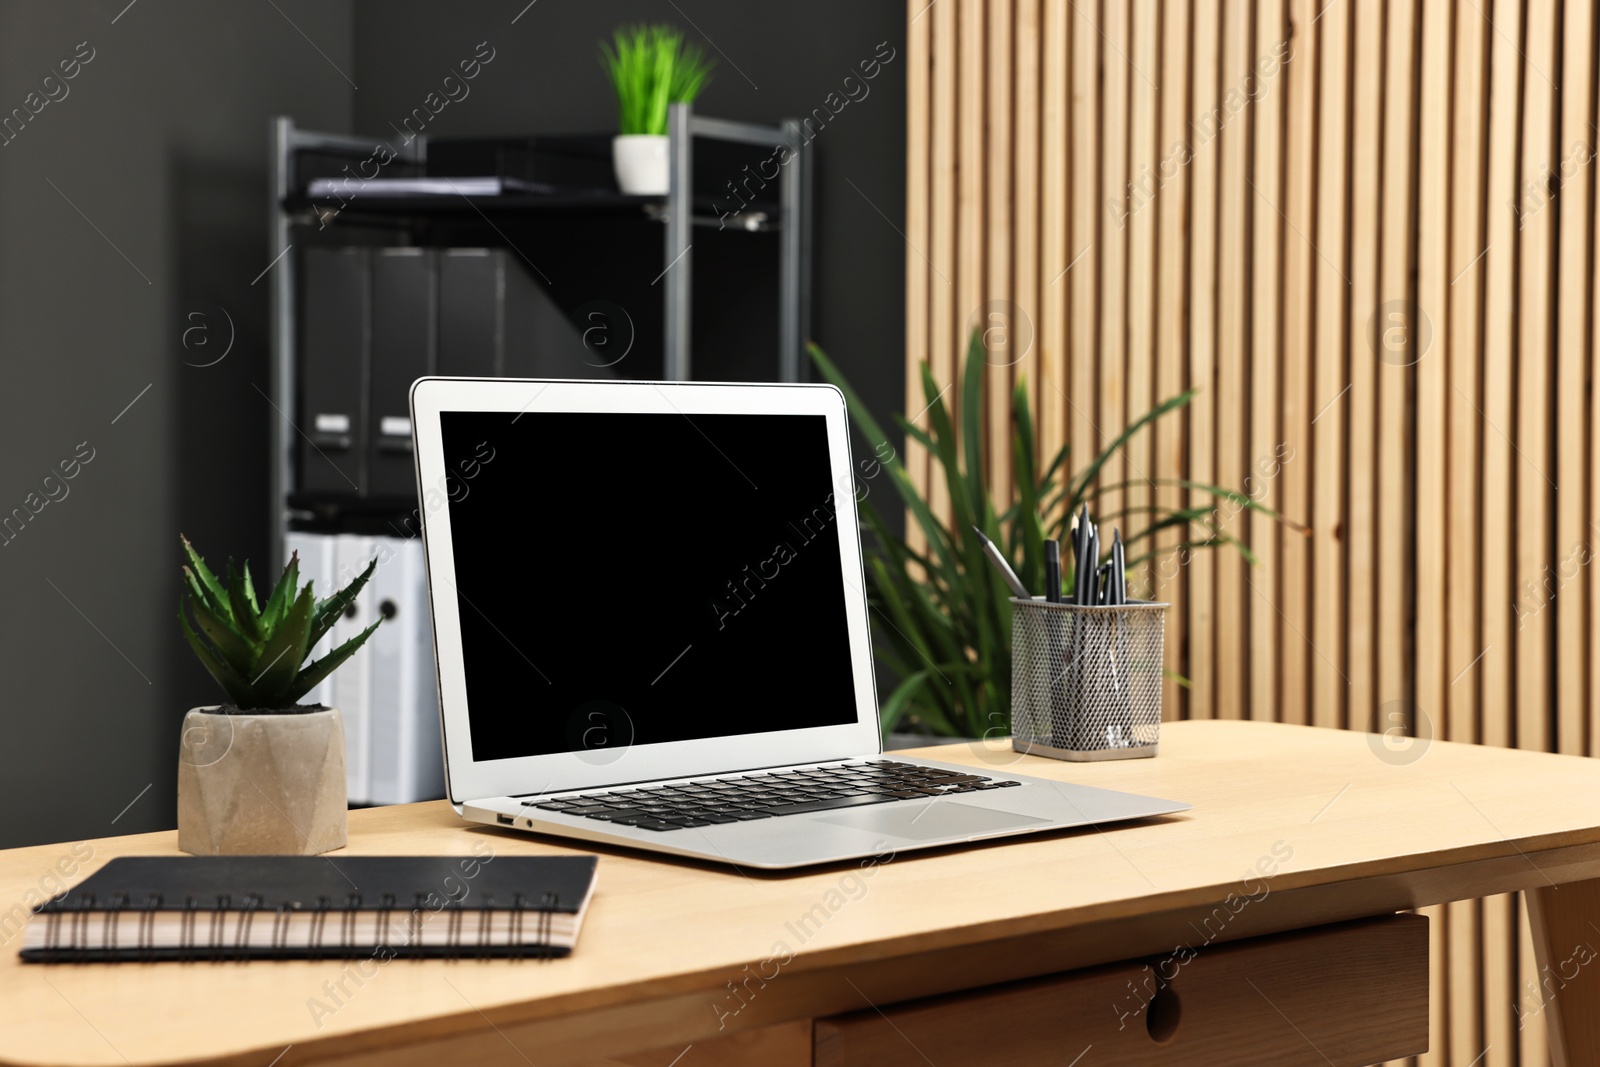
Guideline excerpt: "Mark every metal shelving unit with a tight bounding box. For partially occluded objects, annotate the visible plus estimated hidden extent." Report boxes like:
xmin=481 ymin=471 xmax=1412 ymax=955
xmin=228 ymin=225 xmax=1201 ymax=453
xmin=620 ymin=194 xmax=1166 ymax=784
xmin=267 ymin=106 xmax=812 ymax=567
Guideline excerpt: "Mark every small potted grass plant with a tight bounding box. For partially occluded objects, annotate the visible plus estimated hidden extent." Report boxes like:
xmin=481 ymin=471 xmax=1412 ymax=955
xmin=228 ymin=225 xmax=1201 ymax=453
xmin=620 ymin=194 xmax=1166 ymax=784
xmin=600 ymin=24 xmax=714 ymax=194
xmin=176 ymin=536 xmax=379 ymax=855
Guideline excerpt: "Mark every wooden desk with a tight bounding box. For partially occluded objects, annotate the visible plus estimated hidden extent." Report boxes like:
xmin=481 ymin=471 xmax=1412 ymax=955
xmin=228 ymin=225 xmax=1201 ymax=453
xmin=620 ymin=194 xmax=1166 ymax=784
xmin=2 ymin=721 xmax=1597 ymax=1067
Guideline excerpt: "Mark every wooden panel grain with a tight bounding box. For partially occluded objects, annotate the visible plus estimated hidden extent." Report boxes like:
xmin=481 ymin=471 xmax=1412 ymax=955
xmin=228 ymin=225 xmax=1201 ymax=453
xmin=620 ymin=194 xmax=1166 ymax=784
xmin=1376 ymin=0 xmax=1420 ymax=741
xmin=956 ymin=0 xmax=987 ymax=483
xmin=1069 ymin=0 xmax=1100 ymax=530
xmin=1155 ymin=0 xmax=1191 ymax=718
xmin=1517 ymin=0 xmax=1556 ymax=757
xmin=1248 ymin=0 xmax=1287 ymax=724
xmin=1482 ymin=0 xmax=1528 ymax=1059
xmin=1309 ymin=0 xmax=1351 ymax=733
xmin=1555 ymin=0 xmax=1595 ymax=764
xmin=1097 ymin=0 xmax=1129 ymax=542
xmin=1125 ymin=0 xmax=1161 ymax=602
xmin=1188 ymin=0 xmax=1221 ymax=722
xmin=904 ymin=0 xmax=933 ymax=562
xmin=1038 ymin=0 xmax=1068 ymax=497
xmin=1214 ymin=0 xmax=1253 ymax=722
xmin=986 ymin=0 xmax=1014 ymax=498
xmin=1447 ymin=3 xmax=1490 ymax=1059
xmin=1415 ymin=0 xmax=1453 ymax=1059
xmin=1277 ymin=0 xmax=1319 ymax=727
xmin=925 ymin=0 xmax=959 ymax=548
xmin=1013 ymin=0 xmax=1041 ymax=445
xmin=1345 ymin=0 xmax=1382 ymax=744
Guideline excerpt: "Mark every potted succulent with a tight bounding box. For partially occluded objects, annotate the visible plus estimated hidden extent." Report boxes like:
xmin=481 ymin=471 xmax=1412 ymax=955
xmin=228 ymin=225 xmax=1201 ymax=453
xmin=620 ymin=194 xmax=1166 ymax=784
xmin=176 ymin=536 xmax=379 ymax=856
xmin=599 ymin=24 xmax=714 ymax=194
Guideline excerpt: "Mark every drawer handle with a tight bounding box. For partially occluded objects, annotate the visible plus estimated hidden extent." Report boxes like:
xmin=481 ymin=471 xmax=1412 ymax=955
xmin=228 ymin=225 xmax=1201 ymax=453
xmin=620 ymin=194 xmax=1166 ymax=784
xmin=1146 ymin=986 xmax=1181 ymax=1043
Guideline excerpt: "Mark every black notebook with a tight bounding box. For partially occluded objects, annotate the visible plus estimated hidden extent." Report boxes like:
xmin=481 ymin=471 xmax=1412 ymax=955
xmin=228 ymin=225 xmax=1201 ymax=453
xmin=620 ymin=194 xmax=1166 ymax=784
xmin=20 ymin=854 xmax=598 ymax=963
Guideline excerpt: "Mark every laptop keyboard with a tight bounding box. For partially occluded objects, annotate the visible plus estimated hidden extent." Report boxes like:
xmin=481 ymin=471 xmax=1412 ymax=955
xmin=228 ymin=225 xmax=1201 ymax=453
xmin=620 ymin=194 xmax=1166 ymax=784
xmin=520 ymin=760 xmax=1023 ymax=832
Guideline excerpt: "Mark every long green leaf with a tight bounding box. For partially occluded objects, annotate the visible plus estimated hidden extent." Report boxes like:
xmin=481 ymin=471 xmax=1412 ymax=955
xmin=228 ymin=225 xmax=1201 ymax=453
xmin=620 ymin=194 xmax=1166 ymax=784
xmin=180 ymin=606 xmax=254 ymax=706
xmin=309 ymin=556 xmax=378 ymax=648
xmin=185 ymin=595 xmax=258 ymax=679
xmin=180 ymin=536 xmax=231 ymax=623
xmin=877 ymin=669 xmax=931 ymax=736
xmin=284 ymin=622 xmax=382 ymax=705
xmin=250 ymin=586 xmax=316 ymax=704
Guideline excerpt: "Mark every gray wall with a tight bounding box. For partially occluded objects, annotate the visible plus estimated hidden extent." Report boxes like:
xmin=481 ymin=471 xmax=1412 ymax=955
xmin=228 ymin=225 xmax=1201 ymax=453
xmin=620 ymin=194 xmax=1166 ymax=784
xmin=0 ymin=0 xmax=905 ymax=850
xmin=0 ymin=1 xmax=354 ymax=849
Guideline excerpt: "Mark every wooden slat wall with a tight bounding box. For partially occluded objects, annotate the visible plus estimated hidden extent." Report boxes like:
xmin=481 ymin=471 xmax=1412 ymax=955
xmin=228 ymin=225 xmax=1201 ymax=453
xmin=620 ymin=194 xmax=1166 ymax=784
xmin=902 ymin=0 xmax=1600 ymax=1062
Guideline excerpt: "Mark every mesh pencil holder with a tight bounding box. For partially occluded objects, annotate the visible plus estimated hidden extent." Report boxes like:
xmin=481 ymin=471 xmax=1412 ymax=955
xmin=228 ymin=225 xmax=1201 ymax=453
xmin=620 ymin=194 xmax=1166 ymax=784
xmin=1009 ymin=597 xmax=1167 ymax=761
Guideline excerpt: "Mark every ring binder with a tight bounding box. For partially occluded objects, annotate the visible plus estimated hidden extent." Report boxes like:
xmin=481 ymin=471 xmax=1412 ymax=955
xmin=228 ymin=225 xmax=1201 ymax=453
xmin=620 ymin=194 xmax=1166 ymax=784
xmin=19 ymin=856 xmax=596 ymax=963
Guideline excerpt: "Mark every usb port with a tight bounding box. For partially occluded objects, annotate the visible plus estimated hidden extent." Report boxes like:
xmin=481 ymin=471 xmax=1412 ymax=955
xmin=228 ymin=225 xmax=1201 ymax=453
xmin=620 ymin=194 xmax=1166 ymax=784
xmin=496 ymin=813 xmax=514 ymax=826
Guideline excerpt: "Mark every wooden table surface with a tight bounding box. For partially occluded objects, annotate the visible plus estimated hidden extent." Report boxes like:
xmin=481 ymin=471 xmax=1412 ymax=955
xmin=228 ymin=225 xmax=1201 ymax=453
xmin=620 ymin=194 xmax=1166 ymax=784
xmin=2 ymin=720 xmax=1597 ymax=1067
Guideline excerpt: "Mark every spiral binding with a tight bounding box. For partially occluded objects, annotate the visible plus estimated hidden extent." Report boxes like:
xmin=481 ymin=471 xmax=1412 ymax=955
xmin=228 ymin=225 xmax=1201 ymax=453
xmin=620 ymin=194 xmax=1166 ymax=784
xmin=180 ymin=896 xmax=199 ymax=962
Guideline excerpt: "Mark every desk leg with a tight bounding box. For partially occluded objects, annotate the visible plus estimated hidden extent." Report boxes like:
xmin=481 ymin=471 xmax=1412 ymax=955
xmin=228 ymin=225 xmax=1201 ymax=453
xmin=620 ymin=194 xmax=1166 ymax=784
xmin=1526 ymin=880 xmax=1600 ymax=1065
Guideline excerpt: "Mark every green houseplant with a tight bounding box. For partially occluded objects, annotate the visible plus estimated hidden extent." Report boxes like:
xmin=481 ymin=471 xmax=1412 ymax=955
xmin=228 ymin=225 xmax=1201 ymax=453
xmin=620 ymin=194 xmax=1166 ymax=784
xmin=175 ymin=536 xmax=380 ymax=855
xmin=599 ymin=24 xmax=714 ymax=194
xmin=810 ymin=333 xmax=1302 ymax=742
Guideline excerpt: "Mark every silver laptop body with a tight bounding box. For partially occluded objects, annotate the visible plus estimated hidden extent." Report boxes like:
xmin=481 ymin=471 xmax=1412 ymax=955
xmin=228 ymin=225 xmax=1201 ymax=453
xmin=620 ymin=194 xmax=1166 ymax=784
xmin=410 ymin=377 xmax=1188 ymax=870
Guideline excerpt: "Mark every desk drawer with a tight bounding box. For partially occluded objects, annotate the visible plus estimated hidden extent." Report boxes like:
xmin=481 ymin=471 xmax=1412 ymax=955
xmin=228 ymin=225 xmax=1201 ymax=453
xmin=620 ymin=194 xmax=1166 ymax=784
xmin=815 ymin=914 xmax=1428 ymax=1067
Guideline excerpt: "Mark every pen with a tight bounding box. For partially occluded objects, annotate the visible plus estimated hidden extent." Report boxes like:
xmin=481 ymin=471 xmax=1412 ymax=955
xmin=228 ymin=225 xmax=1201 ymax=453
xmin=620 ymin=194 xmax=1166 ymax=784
xmin=1110 ymin=528 xmax=1127 ymax=605
xmin=1043 ymin=539 xmax=1062 ymax=603
xmin=972 ymin=526 xmax=1033 ymax=599
xmin=1078 ymin=518 xmax=1099 ymax=606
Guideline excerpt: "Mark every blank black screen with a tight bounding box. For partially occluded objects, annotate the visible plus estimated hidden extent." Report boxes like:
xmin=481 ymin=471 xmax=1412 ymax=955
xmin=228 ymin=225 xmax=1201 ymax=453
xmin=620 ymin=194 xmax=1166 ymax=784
xmin=439 ymin=410 xmax=860 ymax=762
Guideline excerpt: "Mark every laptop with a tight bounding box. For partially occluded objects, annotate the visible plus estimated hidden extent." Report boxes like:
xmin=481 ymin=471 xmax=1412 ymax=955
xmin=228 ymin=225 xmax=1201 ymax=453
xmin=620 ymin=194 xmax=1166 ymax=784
xmin=409 ymin=377 xmax=1189 ymax=869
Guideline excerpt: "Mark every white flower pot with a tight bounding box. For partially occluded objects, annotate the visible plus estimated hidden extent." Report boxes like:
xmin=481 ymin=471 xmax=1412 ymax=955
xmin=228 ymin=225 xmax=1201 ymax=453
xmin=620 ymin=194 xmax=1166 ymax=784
xmin=613 ymin=134 xmax=670 ymax=195
xmin=177 ymin=705 xmax=347 ymax=855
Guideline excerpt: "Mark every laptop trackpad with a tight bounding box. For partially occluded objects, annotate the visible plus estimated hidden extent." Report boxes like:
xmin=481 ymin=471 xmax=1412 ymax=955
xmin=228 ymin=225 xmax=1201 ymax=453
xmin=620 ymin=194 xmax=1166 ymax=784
xmin=817 ymin=801 xmax=1050 ymax=841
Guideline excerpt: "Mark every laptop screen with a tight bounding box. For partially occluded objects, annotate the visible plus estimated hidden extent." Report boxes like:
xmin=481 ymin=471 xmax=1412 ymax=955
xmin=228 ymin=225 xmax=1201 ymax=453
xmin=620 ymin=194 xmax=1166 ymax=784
xmin=438 ymin=409 xmax=861 ymax=763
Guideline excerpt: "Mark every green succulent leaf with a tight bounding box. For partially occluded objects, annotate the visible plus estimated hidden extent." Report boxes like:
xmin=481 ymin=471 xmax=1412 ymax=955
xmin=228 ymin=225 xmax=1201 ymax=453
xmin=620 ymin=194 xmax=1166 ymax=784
xmin=260 ymin=551 xmax=301 ymax=633
xmin=309 ymin=556 xmax=378 ymax=649
xmin=284 ymin=621 xmax=382 ymax=705
xmin=180 ymin=536 xmax=232 ymax=623
xmin=249 ymin=585 xmax=315 ymax=703
xmin=180 ymin=538 xmax=380 ymax=711
xmin=179 ymin=604 xmax=255 ymax=706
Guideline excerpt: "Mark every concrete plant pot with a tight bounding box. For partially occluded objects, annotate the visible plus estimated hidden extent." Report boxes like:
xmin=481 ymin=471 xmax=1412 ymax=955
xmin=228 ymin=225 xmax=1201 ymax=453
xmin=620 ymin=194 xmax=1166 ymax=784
xmin=612 ymin=134 xmax=669 ymax=194
xmin=177 ymin=705 xmax=347 ymax=855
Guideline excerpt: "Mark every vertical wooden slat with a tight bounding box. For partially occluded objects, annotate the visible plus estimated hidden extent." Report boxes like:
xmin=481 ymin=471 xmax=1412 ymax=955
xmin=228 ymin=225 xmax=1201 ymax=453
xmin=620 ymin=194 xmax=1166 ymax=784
xmin=1521 ymin=892 xmax=1551 ymax=1067
xmin=1482 ymin=0 xmax=1527 ymax=1059
xmin=1013 ymin=0 xmax=1041 ymax=444
xmin=1038 ymin=0 xmax=1068 ymax=491
xmin=1126 ymin=0 xmax=1160 ymax=604
xmin=1155 ymin=0 xmax=1191 ymax=717
xmin=1069 ymin=0 xmax=1100 ymax=533
xmin=1447 ymin=0 xmax=1490 ymax=1058
xmin=1097 ymin=0 xmax=1128 ymax=545
xmin=1556 ymin=0 xmax=1594 ymax=764
xmin=1517 ymin=1 xmax=1556 ymax=760
xmin=926 ymin=0 xmax=958 ymax=542
xmin=904 ymin=0 xmax=933 ymax=561
xmin=1520 ymin=2 xmax=1560 ymax=1063
xmin=1278 ymin=0 xmax=1319 ymax=727
xmin=1214 ymin=0 xmax=1252 ymax=721
xmin=1248 ymin=0 xmax=1286 ymax=724
xmin=1188 ymin=0 xmax=1220 ymax=722
xmin=956 ymin=0 xmax=988 ymax=469
xmin=986 ymin=0 xmax=1014 ymax=497
xmin=1377 ymin=0 xmax=1419 ymax=742
xmin=1345 ymin=0 xmax=1382 ymax=742
xmin=1310 ymin=0 xmax=1351 ymax=732
xmin=1415 ymin=0 xmax=1452 ymax=1059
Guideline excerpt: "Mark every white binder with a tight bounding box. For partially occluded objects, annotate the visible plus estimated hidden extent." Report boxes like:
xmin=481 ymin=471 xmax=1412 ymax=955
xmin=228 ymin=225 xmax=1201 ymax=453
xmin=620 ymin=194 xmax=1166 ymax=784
xmin=332 ymin=534 xmax=377 ymax=805
xmin=367 ymin=536 xmax=445 ymax=804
